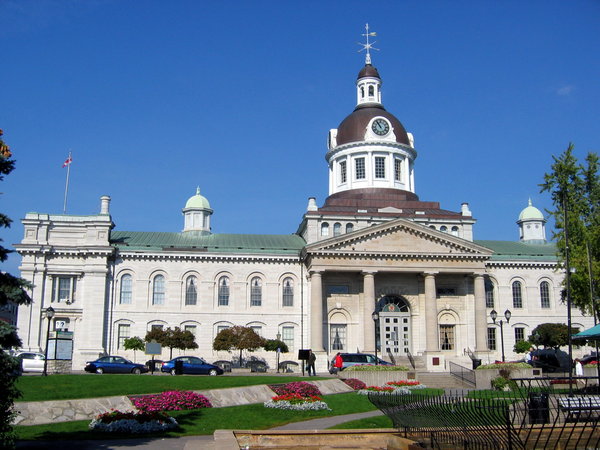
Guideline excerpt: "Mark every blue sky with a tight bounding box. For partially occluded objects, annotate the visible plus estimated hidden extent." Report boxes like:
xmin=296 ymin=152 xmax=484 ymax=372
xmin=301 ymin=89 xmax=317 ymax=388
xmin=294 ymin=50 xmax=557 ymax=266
xmin=1 ymin=0 xmax=599 ymax=275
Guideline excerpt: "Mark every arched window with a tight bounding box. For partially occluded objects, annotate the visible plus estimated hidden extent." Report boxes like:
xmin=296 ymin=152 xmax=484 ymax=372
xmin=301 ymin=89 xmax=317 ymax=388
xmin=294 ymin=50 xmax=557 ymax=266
xmin=345 ymin=223 xmax=354 ymax=234
xmin=360 ymin=87 xmax=364 ymax=98
xmin=321 ymin=222 xmax=329 ymax=237
xmin=218 ymin=276 xmax=230 ymax=306
xmin=540 ymin=281 xmax=550 ymax=308
xmin=512 ymin=281 xmax=523 ymax=308
xmin=282 ymin=277 xmax=294 ymax=307
xmin=368 ymin=85 xmax=374 ymax=96
xmin=451 ymin=226 xmax=459 ymax=236
xmin=440 ymin=226 xmax=448 ymax=233
xmin=485 ymin=278 xmax=494 ymax=308
xmin=185 ymin=276 xmax=197 ymax=306
xmin=152 ymin=275 xmax=165 ymax=305
xmin=250 ymin=277 xmax=262 ymax=306
xmin=333 ymin=223 xmax=341 ymax=236
xmin=119 ymin=274 xmax=132 ymax=304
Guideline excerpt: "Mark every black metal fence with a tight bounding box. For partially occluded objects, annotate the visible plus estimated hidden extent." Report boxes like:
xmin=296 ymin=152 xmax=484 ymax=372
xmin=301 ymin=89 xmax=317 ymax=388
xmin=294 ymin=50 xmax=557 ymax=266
xmin=368 ymin=378 xmax=600 ymax=449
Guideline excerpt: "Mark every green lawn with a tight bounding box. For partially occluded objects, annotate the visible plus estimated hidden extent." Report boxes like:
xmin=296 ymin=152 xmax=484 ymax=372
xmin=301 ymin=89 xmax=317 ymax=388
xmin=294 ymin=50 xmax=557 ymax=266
xmin=16 ymin=374 xmax=325 ymax=402
xmin=15 ymin=392 xmax=378 ymax=441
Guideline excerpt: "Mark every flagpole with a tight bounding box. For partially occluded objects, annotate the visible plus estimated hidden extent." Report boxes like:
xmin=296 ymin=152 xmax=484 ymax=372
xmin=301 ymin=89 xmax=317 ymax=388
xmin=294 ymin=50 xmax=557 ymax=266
xmin=63 ymin=151 xmax=71 ymax=214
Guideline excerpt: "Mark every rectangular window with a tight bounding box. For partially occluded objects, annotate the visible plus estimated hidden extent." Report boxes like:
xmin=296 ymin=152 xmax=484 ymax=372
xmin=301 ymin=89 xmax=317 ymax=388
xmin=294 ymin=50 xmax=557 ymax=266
xmin=117 ymin=324 xmax=130 ymax=349
xmin=355 ymin=157 xmax=365 ymax=180
xmin=375 ymin=156 xmax=386 ymax=179
xmin=512 ymin=281 xmax=523 ymax=308
xmin=514 ymin=327 xmax=525 ymax=343
xmin=394 ymin=158 xmax=402 ymax=182
xmin=251 ymin=326 xmax=262 ymax=337
xmin=330 ymin=324 xmax=347 ymax=351
xmin=487 ymin=327 xmax=497 ymax=351
xmin=282 ymin=326 xmax=294 ymax=349
xmin=217 ymin=325 xmax=229 ymax=335
xmin=540 ymin=282 xmax=550 ymax=308
xmin=439 ymin=324 xmax=455 ymax=350
xmin=53 ymin=276 xmax=75 ymax=303
xmin=151 ymin=324 xmax=163 ymax=331
xmin=184 ymin=325 xmax=197 ymax=337
xmin=339 ymin=160 xmax=347 ymax=184
xmin=282 ymin=280 xmax=294 ymax=307
xmin=485 ymin=287 xmax=494 ymax=309
xmin=250 ymin=281 xmax=262 ymax=307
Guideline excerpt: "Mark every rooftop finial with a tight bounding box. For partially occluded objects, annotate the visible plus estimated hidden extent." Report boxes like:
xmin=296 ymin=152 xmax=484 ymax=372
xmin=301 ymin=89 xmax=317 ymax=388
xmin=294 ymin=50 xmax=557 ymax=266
xmin=196 ymin=186 xmax=201 ymax=195
xmin=358 ymin=23 xmax=378 ymax=65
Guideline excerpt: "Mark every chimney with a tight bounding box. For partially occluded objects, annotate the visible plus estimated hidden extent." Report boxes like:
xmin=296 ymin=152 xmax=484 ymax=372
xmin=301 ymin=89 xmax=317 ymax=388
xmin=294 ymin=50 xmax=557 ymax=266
xmin=100 ymin=196 xmax=111 ymax=215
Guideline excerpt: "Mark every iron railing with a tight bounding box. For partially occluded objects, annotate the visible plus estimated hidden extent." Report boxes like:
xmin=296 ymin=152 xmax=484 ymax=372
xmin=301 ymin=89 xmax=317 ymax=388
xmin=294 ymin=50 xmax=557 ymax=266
xmin=406 ymin=348 xmax=416 ymax=370
xmin=368 ymin=378 xmax=600 ymax=449
xmin=448 ymin=361 xmax=476 ymax=386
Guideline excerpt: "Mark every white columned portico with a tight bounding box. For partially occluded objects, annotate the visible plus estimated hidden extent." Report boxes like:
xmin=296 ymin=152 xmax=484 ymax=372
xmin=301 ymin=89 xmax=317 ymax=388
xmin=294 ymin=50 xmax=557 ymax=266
xmin=309 ymin=271 xmax=325 ymax=351
xmin=362 ymin=271 xmax=376 ymax=353
xmin=424 ymin=272 xmax=438 ymax=352
xmin=473 ymin=273 xmax=488 ymax=352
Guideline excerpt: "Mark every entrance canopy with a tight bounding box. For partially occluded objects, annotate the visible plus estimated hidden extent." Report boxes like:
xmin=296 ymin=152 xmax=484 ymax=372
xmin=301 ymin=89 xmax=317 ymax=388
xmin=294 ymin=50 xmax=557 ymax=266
xmin=573 ymin=323 xmax=600 ymax=340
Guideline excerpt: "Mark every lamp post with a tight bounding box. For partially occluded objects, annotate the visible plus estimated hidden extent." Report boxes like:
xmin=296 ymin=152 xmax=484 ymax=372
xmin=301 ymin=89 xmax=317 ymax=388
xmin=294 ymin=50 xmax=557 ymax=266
xmin=371 ymin=311 xmax=379 ymax=364
xmin=276 ymin=332 xmax=281 ymax=373
xmin=43 ymin=306 xmax=55 ymax=376
xmin=490 ymin=309 xmax=511 ymax=362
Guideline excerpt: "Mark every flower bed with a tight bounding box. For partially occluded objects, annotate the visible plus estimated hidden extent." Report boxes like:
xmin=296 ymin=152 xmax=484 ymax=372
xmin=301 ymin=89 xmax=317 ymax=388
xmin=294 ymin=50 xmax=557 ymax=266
xmin=89 ymin=410 xmax=178 ymax=433
xmin=264 ymin=393 xmax=331 ymax=411
xmin=343 ymin=378 xmax=367 ymax=390
xmin=344 ymin=365 xmax=409 ymax=372
xmin=130 ymin=390 xmax=212 ymax=412
xmin=386 ymin=380 xmax=422 ymax=388
xmin=269 ymin=381 xmax=322 ymax=397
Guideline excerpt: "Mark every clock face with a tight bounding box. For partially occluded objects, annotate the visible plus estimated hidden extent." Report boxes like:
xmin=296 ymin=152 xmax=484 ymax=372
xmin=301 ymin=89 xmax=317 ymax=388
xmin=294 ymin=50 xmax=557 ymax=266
xmin=372 ymin=118 xmax=390 ymax=136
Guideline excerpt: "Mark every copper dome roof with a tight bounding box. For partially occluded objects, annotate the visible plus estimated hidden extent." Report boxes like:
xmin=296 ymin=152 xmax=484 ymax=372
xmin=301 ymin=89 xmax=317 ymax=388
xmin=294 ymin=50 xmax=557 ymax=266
xmin=336 ymin=104 xmax=410 ymax=146
xmin=358 ymin=64 xmax=381 ymax=79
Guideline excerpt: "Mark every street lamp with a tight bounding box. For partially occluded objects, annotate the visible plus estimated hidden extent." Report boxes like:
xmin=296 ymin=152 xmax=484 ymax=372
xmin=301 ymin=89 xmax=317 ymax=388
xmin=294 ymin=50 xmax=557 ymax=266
xmin=490 ymin=309 xmax=511 ymax=362
xmin=371 ymin=311 xmax=379 ymax=364
xmin=276 ymin=332 xmax=281 ymax=373
xmin=43 ymin=306 xmax=55 ymax=376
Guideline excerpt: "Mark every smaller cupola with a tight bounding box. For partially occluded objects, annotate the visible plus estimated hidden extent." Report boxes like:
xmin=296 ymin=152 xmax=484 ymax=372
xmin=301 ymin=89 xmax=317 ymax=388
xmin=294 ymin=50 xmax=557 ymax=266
xmin=182 ymin=187 xmax=213 ymax=233
xmin=517 ymin=199 xmax=546 ymax=243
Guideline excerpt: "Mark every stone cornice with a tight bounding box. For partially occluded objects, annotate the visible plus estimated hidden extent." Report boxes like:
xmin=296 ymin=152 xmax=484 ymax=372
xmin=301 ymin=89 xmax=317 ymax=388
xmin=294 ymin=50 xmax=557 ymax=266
xmin=307 ymin=249 xmax=490 ymax=263
xmin=15 ymin=245 xmax=114 ymax=257
xmin=485 ymin=260 xmax=560 ymax=270
xmin=116 ymin=250 xmax=301 ymax=265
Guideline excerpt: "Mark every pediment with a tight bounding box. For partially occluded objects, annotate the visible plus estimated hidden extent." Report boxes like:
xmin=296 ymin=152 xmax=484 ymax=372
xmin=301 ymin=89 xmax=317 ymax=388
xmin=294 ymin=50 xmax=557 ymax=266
xmin=305 ymin=218 xmax=492 ymax=258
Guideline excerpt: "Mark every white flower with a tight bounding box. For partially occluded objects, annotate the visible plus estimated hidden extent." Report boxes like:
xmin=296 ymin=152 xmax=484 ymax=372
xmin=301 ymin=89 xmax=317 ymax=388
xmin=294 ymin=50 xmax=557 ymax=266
xmin=263 ymin=400 xmax=331 ymax=411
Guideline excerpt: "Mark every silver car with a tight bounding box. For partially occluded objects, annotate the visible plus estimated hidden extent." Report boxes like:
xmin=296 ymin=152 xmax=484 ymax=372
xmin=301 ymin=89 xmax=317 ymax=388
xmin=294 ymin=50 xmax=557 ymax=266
xmin=16 ymin=352 xmax=46 ymax=373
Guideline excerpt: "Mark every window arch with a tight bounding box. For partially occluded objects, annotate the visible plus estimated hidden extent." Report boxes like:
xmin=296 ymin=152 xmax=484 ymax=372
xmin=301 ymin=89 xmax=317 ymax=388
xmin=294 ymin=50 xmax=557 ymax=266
xmin=485 ymin=278 xmax=495 ymax=308
xmin=321 ymin=222 xmax=329 ymax=237
xmin=440 ymin=226 xmax=448 ymax=233
xmin=345 ymin=223 xmax=354 ymax=234
xmin=512 ymin=280 xmax=523 ymax=308
xmin=185 ymin=275 xmax=198 ymax=306
xmin=119 ymin=274 xmax=132 ymax=304
xmin=152 ymin=274 xmax=165 ymax=305
xmin=333 ymin=223 xmax=341 ymax=236
xmin=540 ymin=281 xmax=550 ymax=308
xmin=218 ymin=276 xmax=230 ymax=306
xmin=451 ymin=226 xmax=459 ymax=236
xmin=250 ymin=277 xmax=262 ymax=306
xmin=282 ymin=277 xmax=294 ymax=307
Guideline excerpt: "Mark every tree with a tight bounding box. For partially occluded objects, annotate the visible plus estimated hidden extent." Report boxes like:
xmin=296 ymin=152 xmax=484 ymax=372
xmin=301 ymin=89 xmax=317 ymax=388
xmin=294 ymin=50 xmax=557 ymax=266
xmin=213 ymin=326 xmax=265 ymax=365
xmin=144 ymin=327 xmax=197 ymax=359
xmin=541 ymin=144 xmax=600 ymax=316
xmin=529 ymin=323 xmax=579 ymax=349
xmin=0 ymin=130 xmax=32 ymax=449
xmin=513 ymin=340 xmax=533 ymax=354
xmin=263 ymin=338 xmax=289 ymax=353
xmin=123 ymin=336 xmax=145 ymax=362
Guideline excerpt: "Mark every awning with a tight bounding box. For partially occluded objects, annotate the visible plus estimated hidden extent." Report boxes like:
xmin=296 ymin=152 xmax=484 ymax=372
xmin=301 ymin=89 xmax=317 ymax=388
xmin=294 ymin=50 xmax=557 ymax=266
xmin=572 ymin=323 xmax=600 ymax=340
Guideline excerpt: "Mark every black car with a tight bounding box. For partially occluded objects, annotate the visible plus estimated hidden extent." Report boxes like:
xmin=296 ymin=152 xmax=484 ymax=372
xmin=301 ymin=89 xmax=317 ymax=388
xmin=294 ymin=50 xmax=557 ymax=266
xmin=530 ymin=349 xmax=571 ymax=373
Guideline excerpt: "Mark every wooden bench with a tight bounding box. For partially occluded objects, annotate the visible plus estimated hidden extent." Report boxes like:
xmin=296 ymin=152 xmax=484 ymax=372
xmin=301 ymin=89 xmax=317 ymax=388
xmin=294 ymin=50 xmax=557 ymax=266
xmin=558 ymin=396 xmax=600 ymax=422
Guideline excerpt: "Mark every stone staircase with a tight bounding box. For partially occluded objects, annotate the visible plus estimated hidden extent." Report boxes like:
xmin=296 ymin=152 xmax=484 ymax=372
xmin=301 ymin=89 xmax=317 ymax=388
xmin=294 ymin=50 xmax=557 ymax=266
xmin=416 ymin=371 xmax=472 ymax=389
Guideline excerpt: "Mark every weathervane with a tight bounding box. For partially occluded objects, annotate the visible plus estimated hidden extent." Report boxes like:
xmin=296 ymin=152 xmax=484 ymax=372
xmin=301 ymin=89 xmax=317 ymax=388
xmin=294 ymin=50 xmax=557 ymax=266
xmin=358 ymin=23 xmax=378 ymax=65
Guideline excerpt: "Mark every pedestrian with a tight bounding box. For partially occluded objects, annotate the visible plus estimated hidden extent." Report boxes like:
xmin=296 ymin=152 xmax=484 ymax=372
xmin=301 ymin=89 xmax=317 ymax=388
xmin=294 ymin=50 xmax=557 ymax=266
xmin=307 ymin=350 xmax=316 ymax=376
xmin=575 ymin=358 xmax=583 ymax=376
xmin=525 ymin=347 xmax=534 ymax=365
xmin=333 ymin=352 xmax=343 ymax=375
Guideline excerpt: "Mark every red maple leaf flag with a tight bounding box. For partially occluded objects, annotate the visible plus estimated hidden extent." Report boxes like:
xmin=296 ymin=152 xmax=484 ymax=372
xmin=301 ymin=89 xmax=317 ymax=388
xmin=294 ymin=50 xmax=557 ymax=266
xmin=62 ymin=155 xmax=72 ymax=168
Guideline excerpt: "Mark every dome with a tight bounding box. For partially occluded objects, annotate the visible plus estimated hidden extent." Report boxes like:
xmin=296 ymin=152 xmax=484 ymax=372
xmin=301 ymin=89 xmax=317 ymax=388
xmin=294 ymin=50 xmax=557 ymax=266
xmin=185 ymin=187 xmax=211 ymax=210
xmin=358 ymin=64 xmax=380 ymax=79
xmin=336 ymin=105 xmax=410 ymax=146
xmin=518 ymin=199 xmax=544 ymax=221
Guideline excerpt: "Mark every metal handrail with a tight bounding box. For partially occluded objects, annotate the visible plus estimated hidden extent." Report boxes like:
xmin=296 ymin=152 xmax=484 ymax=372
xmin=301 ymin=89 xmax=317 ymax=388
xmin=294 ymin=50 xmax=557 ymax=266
xmin=449 ymin=360 xmax=476 ymax=386
xmin=406 ymin=348 xmax=416 ymax=370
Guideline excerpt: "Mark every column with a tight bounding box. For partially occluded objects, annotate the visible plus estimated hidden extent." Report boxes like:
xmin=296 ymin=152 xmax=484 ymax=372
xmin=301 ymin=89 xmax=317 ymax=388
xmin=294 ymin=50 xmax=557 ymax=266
xmin=309 ymin=271 xmax=324 ymax=351
xmin=424 ymin=272 xmax=438 ymax=352
xmin=362 ymin=272 xmax=376 ymax=353
xmin=473 ymin=273 xmax=488 ymax=352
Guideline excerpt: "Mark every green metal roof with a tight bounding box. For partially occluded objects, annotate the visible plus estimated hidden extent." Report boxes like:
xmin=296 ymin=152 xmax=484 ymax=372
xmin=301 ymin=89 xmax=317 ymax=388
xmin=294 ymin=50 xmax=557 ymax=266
xmin=474 ymin=240 xmax=558 ymax=262
xmin=110 ymin=230 xmax=305 ymax=255
xmin=184 ymin=187 xmax=211 ymax=210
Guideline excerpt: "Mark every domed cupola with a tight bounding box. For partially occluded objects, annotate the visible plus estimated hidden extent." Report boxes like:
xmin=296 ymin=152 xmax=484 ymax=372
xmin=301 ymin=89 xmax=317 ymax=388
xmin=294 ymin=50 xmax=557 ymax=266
xmin=325 ymin=24 xmax=416 ymax=197
xmin=182 ymin=187 xmax=213 ymax=234
xmin=517 ymin=199 xmax=546 ymax=243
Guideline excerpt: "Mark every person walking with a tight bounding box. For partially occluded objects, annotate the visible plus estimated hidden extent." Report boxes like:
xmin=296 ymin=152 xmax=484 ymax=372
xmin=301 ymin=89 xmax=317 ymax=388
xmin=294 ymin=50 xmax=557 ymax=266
xmin=307 ymin=350 xmax=316 ymax=376
xmin=333 ymin=352 xmax=343 ymax=375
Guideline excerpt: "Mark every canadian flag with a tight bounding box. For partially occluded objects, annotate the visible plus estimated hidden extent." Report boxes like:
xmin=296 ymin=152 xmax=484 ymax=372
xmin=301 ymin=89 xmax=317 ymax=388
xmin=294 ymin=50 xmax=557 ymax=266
xmin=62 ymin=155 xmax=72 ymax=168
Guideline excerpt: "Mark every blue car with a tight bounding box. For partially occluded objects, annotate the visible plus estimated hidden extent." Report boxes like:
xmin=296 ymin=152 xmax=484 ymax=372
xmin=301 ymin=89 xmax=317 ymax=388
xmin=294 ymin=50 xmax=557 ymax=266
xmin=161 ymin=356 xmax=224 ymax=376
xmin=84 ymin=356 xmax=148 ymax=374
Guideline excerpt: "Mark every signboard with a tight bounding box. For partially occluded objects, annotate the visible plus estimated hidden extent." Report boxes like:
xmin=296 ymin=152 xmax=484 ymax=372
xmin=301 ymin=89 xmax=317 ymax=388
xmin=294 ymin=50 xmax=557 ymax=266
xmin=145 ymin=341 xmax=162 ymax=355
xmin=47 ymin=339 xmax=73 ymax=360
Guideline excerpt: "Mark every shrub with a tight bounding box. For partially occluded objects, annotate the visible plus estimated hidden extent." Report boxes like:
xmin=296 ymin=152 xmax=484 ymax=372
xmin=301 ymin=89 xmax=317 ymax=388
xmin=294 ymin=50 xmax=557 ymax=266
xmin=89 ymin=409 xmax=178 ymax=433
xmin=131 ymin=390 xmax=212 ymax=412
xmin=343 ymin=378 xmax=367 ymax=390
xmin=344 ymin=365 xmax=409 ymax=372
xmin=269 ymin=381 xmax=321 ymax=397
xmin=476 ymin=362 xmax=530 ymax=370
xmin=491 ymin=376 xmax=517 ymax=391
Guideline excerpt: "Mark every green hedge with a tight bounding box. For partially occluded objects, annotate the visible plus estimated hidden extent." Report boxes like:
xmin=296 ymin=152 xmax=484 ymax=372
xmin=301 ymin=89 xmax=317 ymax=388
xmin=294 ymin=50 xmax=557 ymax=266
xmin=476 ymin=362 xmax=531 ymax=370
xmin=344 ymin=365 xmax=409 ymax=372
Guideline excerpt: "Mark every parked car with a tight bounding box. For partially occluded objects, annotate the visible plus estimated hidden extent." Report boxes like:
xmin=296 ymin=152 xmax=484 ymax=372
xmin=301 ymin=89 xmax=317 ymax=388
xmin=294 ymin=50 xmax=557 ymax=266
xmin=84 ymin=356 xmax=148 ymax=374
xmin=16 ymin=352 xmax=45 ymax=373
xmin=161 ymin=356 xmax=224 ymax=376
xmin=530 ymin=349 xmax=571 ymax=373
xmin=329 ymin=353 xmax=393 ymax=373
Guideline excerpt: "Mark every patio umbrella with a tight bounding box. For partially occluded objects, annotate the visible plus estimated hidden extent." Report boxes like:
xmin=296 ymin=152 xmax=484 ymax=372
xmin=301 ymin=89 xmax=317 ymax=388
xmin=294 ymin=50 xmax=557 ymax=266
xmin=572 ymin=323 xmax=600 ymax=340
